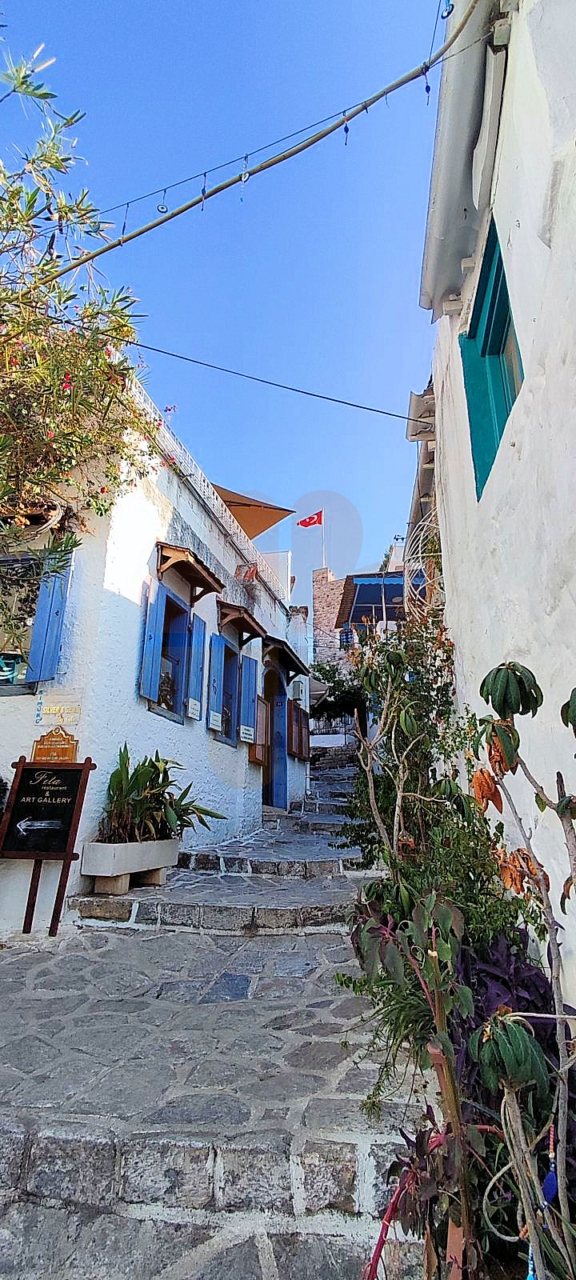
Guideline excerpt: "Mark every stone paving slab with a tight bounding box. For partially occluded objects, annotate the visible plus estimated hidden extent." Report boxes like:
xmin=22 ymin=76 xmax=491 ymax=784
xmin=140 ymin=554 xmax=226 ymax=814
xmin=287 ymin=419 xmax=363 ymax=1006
xmin=69 ymin=868 xmax=369 ymax=931
xmin=186 ymin=825 xmax=362 ymax=877
xmin=0 ymin=1201 xmax=424 ymax=1279
xmin=0 ymin=757 xmax=425 ymax=1277
xmin=0 ymin=927 xmax=428 ymax=1228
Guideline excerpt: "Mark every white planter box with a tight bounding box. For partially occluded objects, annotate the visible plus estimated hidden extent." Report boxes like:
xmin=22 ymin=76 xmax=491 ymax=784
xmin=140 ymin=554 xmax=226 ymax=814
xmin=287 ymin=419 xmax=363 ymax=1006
xmin=82 ymin=838 xmax=178 ymax=879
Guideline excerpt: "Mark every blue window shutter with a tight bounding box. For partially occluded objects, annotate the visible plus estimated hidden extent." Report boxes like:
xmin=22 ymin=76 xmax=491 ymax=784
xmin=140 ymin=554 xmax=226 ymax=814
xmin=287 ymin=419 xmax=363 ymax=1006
xmin=207 ymin=633 xmax=226 ymax=731
xmin=140 ymin=581 xmax=167 ymax=701
xmin=239 ymin=655 xmax=258 ymax=743
xmin=186 ymin=613 xmax=206 ymax=719
xmin=26 ymin=560 xmax=72 ymax=683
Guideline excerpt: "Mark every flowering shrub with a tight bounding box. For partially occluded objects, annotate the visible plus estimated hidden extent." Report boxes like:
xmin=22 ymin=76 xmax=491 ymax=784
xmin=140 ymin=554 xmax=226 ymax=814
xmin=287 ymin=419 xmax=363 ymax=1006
xmin=0 ymin=46 xmax=155 ymax=656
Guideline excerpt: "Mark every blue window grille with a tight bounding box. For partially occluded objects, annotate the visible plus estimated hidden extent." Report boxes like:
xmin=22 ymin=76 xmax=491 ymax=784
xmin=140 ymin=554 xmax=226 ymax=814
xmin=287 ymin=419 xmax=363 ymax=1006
xmin=459 ymin=221 xmax=523 ymax=498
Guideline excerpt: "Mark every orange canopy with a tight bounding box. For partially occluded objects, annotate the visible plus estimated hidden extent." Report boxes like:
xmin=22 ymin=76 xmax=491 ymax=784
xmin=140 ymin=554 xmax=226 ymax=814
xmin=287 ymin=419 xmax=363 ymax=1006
xmin=214 ymin=486 xmax=294 ymax=539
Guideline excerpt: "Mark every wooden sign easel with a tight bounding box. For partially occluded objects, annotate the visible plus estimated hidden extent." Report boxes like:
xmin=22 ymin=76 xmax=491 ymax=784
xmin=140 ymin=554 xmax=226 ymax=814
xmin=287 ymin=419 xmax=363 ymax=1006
xmin=0 ymin=730 xmax=96 ymax=936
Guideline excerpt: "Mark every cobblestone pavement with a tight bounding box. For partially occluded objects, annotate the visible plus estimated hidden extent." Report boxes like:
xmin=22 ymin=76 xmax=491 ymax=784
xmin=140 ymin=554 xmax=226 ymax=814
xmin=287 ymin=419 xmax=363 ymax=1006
xmin=0 ymin=760 xmax=425 ymax=1277
xmin=0 ymin=927 xmax=426 ymax=1277
xmin=187 ymin=819 xmax=362 ymax=876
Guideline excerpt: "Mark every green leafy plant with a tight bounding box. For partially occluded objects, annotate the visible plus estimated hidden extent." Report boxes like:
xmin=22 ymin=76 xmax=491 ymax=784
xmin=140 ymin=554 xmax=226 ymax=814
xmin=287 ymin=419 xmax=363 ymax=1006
xmin=475 ymin=660 xmax=576 ymax=1276
xmin=97 ymin=745 xmax=224 ymax=843
xmin=479 ymin=662 xmax=543 ymax=719
xmin=0 ymin=40 xmax=156 ymax=657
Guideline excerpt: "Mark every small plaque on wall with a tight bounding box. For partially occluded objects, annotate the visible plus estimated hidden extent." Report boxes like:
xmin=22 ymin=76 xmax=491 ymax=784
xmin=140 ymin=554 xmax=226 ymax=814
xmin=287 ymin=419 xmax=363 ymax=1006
xmin=239 ymin=725 xmax=255 ymax=744
xmin=187 ymin=698 xmax=201 ymax=720
xmin=209 ymin=712 xmax=222 ymax=731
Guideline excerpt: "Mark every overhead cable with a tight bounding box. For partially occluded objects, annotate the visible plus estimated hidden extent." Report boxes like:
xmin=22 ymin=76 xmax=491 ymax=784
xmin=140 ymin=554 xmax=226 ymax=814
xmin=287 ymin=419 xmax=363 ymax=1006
xmin=32 ymin=0 xmax=484 ymax=292
xmin=128 ymin=338 xmax=427 ymax=424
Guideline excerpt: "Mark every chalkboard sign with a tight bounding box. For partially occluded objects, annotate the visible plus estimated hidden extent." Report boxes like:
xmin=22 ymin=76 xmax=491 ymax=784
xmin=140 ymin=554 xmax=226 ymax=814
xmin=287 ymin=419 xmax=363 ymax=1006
xmin=0 ymin=756 xmax=96 ymax=937
xmin=0 ymin=764 xmax=83 ymax=855
xmin=0 ymin=758 xmax=95 ymax=860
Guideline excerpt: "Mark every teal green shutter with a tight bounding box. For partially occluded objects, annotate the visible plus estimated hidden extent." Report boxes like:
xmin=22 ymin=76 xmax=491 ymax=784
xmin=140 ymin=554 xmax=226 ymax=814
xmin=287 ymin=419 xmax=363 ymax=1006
xmin=186 ymin=613 xmax=206 ymax=719
xmin=239 ymin=655 xmax=258 ymax=743
xmin=26 ymin=559 xmax=72 ymax=683
xmin=140 ymin=581 xmax=167 ymax=701
xmin=459 ymin=334 xmax=496 ymax=500
xmin=207 ymin=633 xmax=226 ymax=731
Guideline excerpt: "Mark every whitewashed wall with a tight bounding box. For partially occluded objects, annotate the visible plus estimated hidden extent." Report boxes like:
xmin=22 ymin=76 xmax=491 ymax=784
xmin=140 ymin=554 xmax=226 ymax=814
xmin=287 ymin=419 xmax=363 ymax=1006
xmin=0 ymin=456 xmax=307 ymax=934
xmin=433 ymin=0 xmax=576 ymax=988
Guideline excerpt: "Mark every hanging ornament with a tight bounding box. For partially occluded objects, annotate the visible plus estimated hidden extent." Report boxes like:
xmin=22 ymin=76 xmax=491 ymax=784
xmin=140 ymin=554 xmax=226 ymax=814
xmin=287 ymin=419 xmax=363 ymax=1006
xmin=343 ymin=114 xmax=350 ymax=145
xmin=424 ymin=68 xmax=431 ymax=104
xmin=121 ymin=203 xmax=130 ymax=239
xmin=526 ymin=1244 xmax=536 ymax=1278
xmin=542 ymin=1124 xmax=558 ymax=1204
xmin=157 ymin=189 xmax=168 ymax=213
xmin=201 ymin=173 xmax=207 ymax=212
xmin=441 ymin=3 xmax=455 ymax=17
xmin=240 ymin=154 xmax=249 ymax=202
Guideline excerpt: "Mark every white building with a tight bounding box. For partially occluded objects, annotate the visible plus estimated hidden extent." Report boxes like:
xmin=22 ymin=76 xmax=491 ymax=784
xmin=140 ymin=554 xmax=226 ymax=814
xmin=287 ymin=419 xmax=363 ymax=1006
xmin=414 ymin=0 xmax=576 ymax=982
xmin=0 ymin=383 xmax=309 ymax=934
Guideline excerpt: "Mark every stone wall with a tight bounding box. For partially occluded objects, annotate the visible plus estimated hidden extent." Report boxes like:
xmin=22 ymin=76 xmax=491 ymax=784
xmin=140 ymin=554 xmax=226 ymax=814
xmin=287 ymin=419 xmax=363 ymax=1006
xmin=312 ymin=568 xmax=346 ymax=665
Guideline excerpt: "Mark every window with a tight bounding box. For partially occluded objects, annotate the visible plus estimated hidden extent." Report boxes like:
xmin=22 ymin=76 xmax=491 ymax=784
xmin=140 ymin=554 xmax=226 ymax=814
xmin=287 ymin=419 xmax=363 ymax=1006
xmin=248 ymin=695 xmax=269 ymax=765
xmin=287 ymin=699 xmax=311 ymax=761
xmin=140 ymin=581 xmax=206 ymax=722
xmin=207 ymin=635 xmax=258 ymax=747
xmin=459 ymin=221 xmax=524 ymax=498
xmin=340 ymin=627 xmax=354 ymax=650
xmin=0 ymin=555 xmax=72 ymax=692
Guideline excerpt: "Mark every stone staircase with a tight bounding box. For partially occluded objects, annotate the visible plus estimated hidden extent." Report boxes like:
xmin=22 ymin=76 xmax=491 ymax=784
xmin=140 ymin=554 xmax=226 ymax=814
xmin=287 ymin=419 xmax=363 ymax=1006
xmin=69 ymin=761 xmax=367 ymax=931
xmin=0 ymin=750 xmax=423 ymax=1278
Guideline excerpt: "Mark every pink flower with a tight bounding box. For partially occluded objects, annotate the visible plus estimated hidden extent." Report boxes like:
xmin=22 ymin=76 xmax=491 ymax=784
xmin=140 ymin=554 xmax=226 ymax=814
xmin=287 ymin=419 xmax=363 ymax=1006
xmin=46 ymin=429 xmax=55 ymax=440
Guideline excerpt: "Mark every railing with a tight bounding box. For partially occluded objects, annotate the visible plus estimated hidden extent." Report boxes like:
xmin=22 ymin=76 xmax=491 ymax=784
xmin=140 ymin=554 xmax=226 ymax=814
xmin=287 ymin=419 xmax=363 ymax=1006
xmin=130 ymin=379 xmax=289 ymax=607
xmin=403 ymin=507 xmax=445 ymax=622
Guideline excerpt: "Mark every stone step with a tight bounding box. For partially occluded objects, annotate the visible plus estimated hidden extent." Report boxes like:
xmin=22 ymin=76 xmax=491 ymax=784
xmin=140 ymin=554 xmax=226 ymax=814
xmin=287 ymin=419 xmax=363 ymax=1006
xmin=69 ymin=869 xmax=367 ymax=932
xmin=0 ymin=925 xmax=424 ymax=1278
xmin=188 ymin=849 xmax=362 ymax=878
xmin=0 ymin=1198 xmax=423 ymax=1280
xmin=263 ymin=812 xmax=350 ymax=835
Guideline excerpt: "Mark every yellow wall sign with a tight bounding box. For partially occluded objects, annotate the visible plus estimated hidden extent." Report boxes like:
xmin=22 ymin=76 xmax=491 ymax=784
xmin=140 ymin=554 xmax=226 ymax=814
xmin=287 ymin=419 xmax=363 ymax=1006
xmin=35 ymin=690 xmax=82 ymax=728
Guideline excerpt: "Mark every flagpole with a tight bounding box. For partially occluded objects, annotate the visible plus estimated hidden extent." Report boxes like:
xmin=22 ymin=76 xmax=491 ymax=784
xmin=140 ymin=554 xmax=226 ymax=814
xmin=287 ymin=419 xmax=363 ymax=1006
xmin=321 ymin=509 xmax=326 ymax=569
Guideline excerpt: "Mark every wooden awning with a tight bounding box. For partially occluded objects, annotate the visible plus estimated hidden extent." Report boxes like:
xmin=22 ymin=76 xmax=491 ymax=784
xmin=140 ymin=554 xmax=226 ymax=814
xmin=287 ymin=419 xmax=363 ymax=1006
xmin=157 ymin=543 xmax=223 ymax=603
xmin=214 ymin=486 xmax=294 ymax=539
xmin=218 ymin=601 xmax=268 ymax=648
xmin=263 ymin=635 xmax=309 ymax=681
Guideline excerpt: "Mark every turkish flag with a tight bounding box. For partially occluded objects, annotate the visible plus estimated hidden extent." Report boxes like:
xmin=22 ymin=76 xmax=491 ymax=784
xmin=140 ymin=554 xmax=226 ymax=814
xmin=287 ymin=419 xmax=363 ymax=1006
xmin=297 ymin=510 xmax=323 ymax=528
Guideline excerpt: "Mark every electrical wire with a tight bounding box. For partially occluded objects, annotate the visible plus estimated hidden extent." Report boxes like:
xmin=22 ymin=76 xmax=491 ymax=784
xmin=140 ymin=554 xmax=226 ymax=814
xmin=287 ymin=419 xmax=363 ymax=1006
xmin=428 ymin=0 xmax=445 ymax=64
xmin=30 ymin=0 xmax=485 ymax=292
xmin=127 ymin=338 xmax=427 ymax=423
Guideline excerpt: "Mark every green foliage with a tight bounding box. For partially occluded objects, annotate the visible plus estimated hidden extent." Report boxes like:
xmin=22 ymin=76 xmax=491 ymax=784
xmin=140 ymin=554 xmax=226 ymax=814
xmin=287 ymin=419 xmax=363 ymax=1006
xmin=470 ymin=1015 xmax=551 ymax=1113
xmin=480 ymin=662 xmax=543 ymax=719
xmin=0 ymin=37 xmax=155 ymax=654
xmin=310 ymin=659 xmax=367 ymax=729
xmin=561 ymin=688 xmax=576 ymax=738
xmin=98 ymin=744 xmax=224 ymax=844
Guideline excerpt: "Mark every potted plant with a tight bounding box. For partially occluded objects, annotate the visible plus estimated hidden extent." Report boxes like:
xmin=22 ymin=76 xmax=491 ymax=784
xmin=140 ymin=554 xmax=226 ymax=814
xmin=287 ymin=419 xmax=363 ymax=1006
xmin=82 ymin=745 xmax=223 ymax=894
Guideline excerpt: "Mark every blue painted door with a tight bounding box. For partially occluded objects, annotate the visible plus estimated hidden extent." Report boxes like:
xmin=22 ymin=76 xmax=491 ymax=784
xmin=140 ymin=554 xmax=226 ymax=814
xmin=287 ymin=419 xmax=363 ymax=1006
xmin=263 ymin=669 xmax=287 ymax=810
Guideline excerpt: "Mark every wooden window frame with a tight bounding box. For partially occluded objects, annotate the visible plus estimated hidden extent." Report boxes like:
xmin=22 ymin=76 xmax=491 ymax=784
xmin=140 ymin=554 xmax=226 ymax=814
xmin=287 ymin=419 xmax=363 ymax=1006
xmin=249 ymin=695 xmax=270 ymax=766
xmin=287 ymin=698 xmax=310 ymax=762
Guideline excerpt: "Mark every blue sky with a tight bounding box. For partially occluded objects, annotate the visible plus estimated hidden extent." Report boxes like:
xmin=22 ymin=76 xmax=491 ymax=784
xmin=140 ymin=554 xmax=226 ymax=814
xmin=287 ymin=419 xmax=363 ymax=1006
xmin=5 ymin=2 xmax=440 ymax=598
